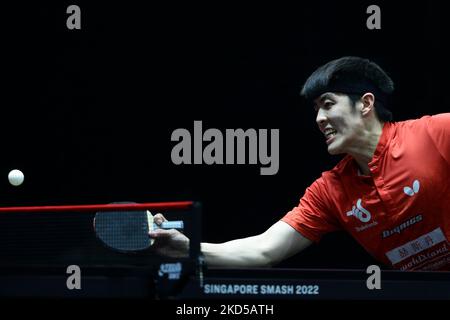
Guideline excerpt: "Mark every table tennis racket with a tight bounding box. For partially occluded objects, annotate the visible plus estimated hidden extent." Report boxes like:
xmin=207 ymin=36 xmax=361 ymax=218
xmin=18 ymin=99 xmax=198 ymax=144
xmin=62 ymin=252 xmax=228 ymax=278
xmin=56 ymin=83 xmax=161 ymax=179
xmin=94 ymin=208 xmax=184 ymax=252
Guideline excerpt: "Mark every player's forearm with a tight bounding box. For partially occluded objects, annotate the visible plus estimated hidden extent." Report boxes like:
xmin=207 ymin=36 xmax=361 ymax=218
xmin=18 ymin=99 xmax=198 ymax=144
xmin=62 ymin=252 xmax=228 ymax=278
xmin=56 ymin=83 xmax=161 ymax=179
xmin=200 ymin=236 xmax=272 ymax=268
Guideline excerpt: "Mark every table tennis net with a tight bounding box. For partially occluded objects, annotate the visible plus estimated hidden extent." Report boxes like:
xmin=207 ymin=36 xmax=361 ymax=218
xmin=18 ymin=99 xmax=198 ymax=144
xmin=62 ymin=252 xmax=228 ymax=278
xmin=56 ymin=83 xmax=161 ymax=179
xmin=0 ymin=209 xmax=194 ymax=266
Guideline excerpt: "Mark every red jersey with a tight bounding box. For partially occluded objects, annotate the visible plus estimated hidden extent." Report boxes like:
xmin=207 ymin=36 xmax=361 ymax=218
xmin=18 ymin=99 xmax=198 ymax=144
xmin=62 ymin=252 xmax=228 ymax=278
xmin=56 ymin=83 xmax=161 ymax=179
xmin=282 ymin=114 xmax=450 ymax=271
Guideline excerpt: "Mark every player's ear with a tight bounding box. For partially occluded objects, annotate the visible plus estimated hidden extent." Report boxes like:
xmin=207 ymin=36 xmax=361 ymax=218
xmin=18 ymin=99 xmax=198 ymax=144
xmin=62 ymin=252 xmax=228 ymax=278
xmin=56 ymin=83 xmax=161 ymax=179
xmin=360 ymin=93 xmax=375 ymax=117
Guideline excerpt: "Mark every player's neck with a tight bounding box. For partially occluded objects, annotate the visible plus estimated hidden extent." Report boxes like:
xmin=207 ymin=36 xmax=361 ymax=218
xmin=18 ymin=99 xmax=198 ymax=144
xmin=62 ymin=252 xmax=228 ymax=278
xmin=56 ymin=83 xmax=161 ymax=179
xmin=349 ymin=121 xmax=384 ymax=176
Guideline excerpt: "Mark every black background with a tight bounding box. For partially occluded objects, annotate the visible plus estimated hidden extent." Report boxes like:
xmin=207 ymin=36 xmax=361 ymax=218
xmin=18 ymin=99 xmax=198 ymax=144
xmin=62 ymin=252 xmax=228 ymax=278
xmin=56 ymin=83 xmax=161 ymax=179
xmin=0 ymin=1 xmax=448 ymax=269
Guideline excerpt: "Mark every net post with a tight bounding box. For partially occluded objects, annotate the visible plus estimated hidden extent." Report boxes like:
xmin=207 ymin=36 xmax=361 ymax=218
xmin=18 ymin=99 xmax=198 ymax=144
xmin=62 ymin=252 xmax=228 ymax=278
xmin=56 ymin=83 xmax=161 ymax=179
xmin=190 ymin=201 xmax=204 ymax=287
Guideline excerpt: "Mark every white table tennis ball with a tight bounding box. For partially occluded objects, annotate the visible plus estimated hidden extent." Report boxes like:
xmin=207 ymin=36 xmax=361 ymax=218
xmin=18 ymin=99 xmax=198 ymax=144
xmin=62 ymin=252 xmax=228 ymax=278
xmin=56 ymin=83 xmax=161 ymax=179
xmin=8 ymin=169 xmax=24 ymax=186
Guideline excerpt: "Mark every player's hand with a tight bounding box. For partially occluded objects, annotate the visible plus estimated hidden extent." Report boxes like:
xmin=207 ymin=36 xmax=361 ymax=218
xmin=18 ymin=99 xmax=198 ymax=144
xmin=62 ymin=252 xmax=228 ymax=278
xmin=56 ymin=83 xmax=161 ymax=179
xmin=149 ymin=213 xmax=190 ymax=258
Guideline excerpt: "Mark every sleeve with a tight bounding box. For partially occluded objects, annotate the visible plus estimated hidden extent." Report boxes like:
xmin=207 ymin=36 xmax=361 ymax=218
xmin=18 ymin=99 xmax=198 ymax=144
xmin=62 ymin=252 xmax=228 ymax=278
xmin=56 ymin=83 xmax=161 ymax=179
xmin=425 ymin=113 xmax=450 ymax=164
xmin=281 ymin=176 xmax=341 ymax=243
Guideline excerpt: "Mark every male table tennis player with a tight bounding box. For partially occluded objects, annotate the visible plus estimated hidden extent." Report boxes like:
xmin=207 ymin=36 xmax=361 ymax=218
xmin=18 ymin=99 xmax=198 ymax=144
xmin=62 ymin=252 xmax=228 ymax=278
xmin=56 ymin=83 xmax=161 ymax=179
xmin=150 ymin=56 xmax=450 ymax=271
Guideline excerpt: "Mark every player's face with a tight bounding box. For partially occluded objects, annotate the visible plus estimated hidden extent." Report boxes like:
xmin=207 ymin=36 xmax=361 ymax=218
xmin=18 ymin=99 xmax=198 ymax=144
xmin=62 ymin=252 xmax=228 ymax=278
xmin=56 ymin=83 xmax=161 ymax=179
xmin=314 ymin=92 xmax=363 ymax=155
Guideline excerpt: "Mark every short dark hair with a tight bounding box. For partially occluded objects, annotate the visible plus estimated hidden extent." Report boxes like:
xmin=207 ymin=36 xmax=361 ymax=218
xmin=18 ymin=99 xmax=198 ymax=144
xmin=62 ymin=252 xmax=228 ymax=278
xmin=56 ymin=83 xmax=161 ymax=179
xmin=301 ymin=56 xmax=394 ymax=122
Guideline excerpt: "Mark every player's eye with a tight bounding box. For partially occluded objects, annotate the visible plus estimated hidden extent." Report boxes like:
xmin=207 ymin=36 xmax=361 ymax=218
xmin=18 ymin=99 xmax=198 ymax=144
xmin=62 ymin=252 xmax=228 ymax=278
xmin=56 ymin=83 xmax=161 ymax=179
xmin=323 ymin=101 xmax=334 ymax=109
xmin=314 ymin=100 xmax=334 ymax=112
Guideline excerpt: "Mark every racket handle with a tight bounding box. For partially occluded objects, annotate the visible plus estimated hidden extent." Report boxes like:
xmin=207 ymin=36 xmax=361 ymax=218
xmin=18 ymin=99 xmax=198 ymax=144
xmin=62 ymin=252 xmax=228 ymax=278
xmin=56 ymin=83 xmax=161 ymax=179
xmin=154 ymin=220 xmax=184 ymax=230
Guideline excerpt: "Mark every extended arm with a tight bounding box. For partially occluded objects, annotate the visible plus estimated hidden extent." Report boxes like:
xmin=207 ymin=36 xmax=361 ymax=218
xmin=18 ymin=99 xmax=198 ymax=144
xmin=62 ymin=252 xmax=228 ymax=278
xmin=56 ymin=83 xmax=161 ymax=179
xmin=201 ymin=221 xmax=312 ymax=267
